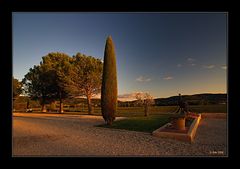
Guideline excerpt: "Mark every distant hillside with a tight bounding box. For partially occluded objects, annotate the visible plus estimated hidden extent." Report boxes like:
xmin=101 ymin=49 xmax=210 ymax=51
xmin=154 ymin=93 xmax=227 ymax=106
xmin=15 ymin=93 xmax=227 ymax=107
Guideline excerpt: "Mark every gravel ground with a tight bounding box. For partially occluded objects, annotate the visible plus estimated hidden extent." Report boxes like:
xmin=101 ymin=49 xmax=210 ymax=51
xmin=13 ymin=112 xmax=227 ymax=157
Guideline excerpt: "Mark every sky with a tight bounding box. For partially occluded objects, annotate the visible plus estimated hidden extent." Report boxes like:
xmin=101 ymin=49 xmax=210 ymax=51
xmin=13 ymin=12 xmax=227 ymax=99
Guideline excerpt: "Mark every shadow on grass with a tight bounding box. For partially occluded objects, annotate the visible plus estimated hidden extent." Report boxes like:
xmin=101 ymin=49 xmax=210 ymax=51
xmin=96 ymin=114 xmax=175 ymax=133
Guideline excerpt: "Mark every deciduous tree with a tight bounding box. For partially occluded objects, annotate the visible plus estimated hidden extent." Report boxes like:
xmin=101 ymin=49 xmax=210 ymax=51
xmin=22 ymin=65 xmax=56 ymax=112
xmin=13 ymin=77 xmax=22 ymax=99
xmin=135 ymin=92 xmax=155 ymax=116
xmin=13 ymin=77 xmax=23 ymax=111
xmin=40 ymin=52 xmax=72 ymax=113
xmin=65 ymin=53 xmax=103 ymax=114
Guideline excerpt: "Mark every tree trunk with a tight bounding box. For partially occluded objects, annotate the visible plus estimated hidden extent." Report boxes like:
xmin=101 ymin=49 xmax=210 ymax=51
xmin=41 ymin=104 xmax=47 ymax=112
xmin=59 ymin=99 xmax=64 ymax=113
xmin=13 ymin=98 xmax=16 ymax=112
xmin=144 ymin=104 xmax=148 ymax=116
xmin=59 ymin=91 xmax=64 ymax=113
xmin=107 ymin=118 xmax=112 ymax=125
xmin=50 ymin=101 xmax=56 ymax=112
xmin=87 ymin=94 xmax=93 ymax=115
xmin=26 ymin=100 xmax=30 ymax=109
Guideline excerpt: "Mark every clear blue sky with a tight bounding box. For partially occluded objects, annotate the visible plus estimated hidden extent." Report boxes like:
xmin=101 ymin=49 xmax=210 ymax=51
xmin=13 ymin=12 xmax=227 ymax=98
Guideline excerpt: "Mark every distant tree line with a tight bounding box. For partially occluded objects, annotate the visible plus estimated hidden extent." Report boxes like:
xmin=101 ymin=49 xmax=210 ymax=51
xmin=13 ymin=92 xmax=227 ymax=112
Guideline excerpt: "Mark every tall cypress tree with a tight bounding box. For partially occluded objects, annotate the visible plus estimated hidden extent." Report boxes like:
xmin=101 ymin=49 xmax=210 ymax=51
xmin=101 ymin=36 xmax=118 ymax=125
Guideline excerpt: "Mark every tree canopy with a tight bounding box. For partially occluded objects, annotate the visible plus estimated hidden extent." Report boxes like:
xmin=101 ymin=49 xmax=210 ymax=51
xmin=13 ymin=77 xmax=22 ymax=99
xmin=101 ymin=36 xmax=118 ymax=125
xmin=22 ymin=65 xmax=57 ymax=112
xmin=135 ymin=92 xmax=155 ymax=116
xmin=40 ymin=52 xmax=72 ymax=112
xmin=22 ymin=52 xmax=103 ymax=113
xmin=64 ymin=53 xmax=103 ymax=114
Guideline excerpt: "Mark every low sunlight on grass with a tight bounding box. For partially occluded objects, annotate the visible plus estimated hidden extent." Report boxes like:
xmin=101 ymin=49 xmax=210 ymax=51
xmin=96 ymin=114 xmax=174 ymax=133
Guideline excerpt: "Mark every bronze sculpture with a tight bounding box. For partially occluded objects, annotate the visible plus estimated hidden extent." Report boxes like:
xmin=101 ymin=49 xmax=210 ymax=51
xmin=177 ymin=93 xmax=189 ymax=115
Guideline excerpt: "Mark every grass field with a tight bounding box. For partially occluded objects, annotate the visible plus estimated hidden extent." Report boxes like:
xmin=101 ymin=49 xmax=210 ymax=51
xmin=14 ymin=104 xmax=226 ymax=133
xmin=96 ymin=105 xmax=218 ymax=133
xmin=15 ymin=104 xmax=227 ymax=117
xmin=97 ymin=114 xmax=174 ymax=133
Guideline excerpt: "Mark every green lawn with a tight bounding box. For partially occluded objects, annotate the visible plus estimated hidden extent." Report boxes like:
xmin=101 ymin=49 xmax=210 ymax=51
xmin=65 ymin=104 xmax=227 ymax=114
xmin=15 ymin=104 xmax=226 ymax=133
xmin=18 ymin=104 xmax=227 ymax=117
xmin=96 ymin=114 xmax=174 ymax=133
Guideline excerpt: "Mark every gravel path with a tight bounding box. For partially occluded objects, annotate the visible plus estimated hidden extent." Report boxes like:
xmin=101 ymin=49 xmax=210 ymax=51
xmin=13 ymin=112 xmax=227 ymax=157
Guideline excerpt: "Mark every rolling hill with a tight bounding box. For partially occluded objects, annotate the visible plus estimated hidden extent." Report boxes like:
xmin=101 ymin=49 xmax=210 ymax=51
xmin=15 ymin=93 xmax=227 ymax=107
xmin=154 ymin=93 xmax=227 ymax=106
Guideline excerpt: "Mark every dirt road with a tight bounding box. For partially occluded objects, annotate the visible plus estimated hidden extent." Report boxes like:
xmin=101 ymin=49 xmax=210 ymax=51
xmin=13 ymin=112 xmax=227 ymax=157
